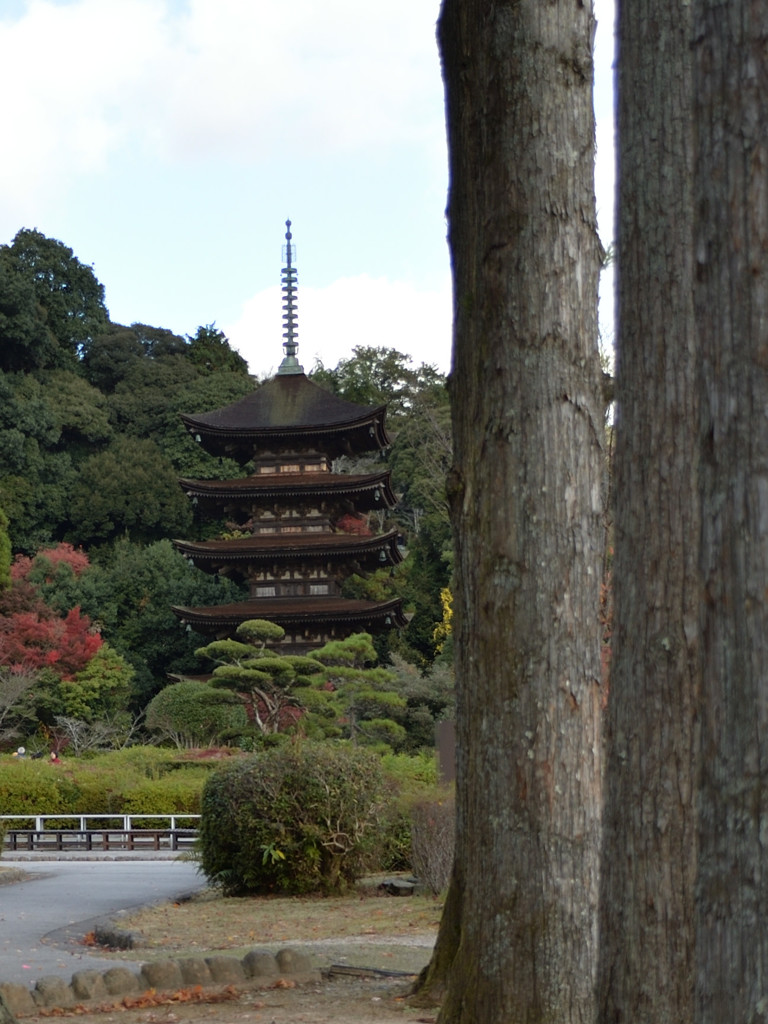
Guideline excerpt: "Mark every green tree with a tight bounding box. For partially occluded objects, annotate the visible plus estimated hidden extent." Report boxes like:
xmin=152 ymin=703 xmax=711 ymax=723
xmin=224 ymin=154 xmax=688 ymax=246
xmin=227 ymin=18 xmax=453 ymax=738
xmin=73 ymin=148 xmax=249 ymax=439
xmin=106 ymin=352 xmax=253 ymax=477
xmin=79 ymin=323 xmax=145 ymax=392
xmin=311 ymin=345 xmax=443 ymax=418
xmin=388 ymin=378 xmax=452 ymax=524
xmin=39 ymin=369 xmax=113 ymax=456
xmin=145 ymin=679 xmax=247 ymax=749
xmin=186 ymin=324 xmax=249 ymax=375
xmin=0 ymin=229 xmax=108 ymax=366
xmin=84 ymin=539 xmax=246 ymax=707
xmin=0 ymin=371 xmax=77 ymax=552
xmin=108 ymin=356 xmax=200 ymax=439
xmin=40 ymin=643 xmax=134 ymax=723
xmin=305 ymin=633 xmax=407 ymax=750
xmin=312 ymin=346 xmax=453 ymax=668
xmin=387 ymin=653 xmax=455 ymax=753
xmin=66 ymin=436 xmax=192 ymax=547
xmin=0 ymin=505 xmax=11 ymax=591
xmin=196 ymin=619 xmax=324 ymax=736
xmin=0 ymin=252 xmax=52 ymax=372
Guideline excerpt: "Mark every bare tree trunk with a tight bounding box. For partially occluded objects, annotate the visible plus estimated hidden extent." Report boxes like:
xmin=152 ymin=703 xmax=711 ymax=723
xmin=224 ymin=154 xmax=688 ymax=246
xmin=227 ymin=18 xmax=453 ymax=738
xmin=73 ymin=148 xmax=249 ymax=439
xmin=597 ymin=2 xmax=698 ymax=1022
xmin=414 ymin=1 xmax=604 ymax=1020
xmin=693 ymin=4 xmax=768 ymax=1020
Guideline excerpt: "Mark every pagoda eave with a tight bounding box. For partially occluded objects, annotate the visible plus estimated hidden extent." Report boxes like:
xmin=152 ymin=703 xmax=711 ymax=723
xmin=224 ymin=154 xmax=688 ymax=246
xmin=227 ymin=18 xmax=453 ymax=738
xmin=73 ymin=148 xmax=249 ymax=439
xmin=179 ymin=470 xmax=397 ymax=511
xmin=181 ymin=421 xmax=389 ymax=462
xmin=174 ymin=530 xmax=404 ymax=569
xmin=173 ymin=597 xmax=408 ymax=637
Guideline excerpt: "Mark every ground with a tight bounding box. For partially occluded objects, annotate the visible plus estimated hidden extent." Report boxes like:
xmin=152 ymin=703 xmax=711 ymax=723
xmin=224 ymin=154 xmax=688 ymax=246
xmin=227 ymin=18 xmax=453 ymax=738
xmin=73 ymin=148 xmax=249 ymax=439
xmin=4 ymin=871 xmax=441 ymax=1024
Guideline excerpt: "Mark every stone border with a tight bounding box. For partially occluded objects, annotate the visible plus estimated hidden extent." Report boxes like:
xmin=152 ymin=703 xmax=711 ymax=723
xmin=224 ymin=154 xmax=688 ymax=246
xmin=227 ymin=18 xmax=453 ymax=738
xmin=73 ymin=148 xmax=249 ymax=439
xmin=0 ymin=948 xmax=319 ymax=1018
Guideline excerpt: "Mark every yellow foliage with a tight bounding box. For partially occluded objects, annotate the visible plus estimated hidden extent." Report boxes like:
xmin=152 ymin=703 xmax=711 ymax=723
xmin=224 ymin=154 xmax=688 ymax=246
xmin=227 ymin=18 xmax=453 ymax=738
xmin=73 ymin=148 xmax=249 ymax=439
xmin=432 ymin=587 xmax=453 ymax=652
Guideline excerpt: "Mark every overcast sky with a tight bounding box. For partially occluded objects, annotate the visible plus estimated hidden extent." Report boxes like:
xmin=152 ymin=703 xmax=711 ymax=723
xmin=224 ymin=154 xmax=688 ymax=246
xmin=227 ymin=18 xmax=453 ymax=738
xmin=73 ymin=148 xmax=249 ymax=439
xmin=0 ymin=0 xmax=615 ymax=379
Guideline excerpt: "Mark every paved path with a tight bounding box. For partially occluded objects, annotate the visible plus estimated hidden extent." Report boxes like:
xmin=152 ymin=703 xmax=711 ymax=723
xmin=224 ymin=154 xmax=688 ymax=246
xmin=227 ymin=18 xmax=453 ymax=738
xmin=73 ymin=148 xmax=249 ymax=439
xmin=0 ymin=858 xmax=205 ymax=986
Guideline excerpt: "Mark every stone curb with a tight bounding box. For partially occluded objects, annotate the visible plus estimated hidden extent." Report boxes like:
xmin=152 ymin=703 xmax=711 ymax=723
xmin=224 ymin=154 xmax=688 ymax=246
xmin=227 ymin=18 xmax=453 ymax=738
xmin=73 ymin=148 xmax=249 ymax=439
xmin=0 ymin=948 xmax=319 ymax=1018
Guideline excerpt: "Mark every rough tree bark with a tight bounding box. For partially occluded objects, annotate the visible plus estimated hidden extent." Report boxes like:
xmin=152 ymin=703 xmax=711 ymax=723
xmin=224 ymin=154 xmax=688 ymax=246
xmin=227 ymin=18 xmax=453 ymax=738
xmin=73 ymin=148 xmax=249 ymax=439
xmin=413 ymin=1 xmax=604 ymax=1021
xmin=597 ymin=2 xmax=698 ymax=1022
xmin=693 ymin=4 xmax=768 ymax=1021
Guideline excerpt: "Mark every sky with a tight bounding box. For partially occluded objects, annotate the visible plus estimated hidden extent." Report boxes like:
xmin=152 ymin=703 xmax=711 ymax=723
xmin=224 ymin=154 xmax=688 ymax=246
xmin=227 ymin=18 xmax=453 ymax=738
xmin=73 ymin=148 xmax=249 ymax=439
xmin=0 ymin=0 xmax=615 ymax=380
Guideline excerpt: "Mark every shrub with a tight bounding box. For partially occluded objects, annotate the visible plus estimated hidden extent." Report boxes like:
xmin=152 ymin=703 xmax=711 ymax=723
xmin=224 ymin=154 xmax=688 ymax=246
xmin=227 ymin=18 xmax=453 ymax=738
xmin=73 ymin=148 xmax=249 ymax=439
xmin=0 ymin=748 xmax=213 ymax=817
xmin=199 ymin=743 xmax=387 ymax=895
xmin=145 ymin=680 xmax=248 ymax=748
xmin=373 ymin=753 xmax=441 ymax=872
xmin=0 ymin=759 xmax=78 ymax=814
xmin=120 ymin=773 xmax=206 ymax=815
xmin=409 ymin=787 xmax=455 ymax=894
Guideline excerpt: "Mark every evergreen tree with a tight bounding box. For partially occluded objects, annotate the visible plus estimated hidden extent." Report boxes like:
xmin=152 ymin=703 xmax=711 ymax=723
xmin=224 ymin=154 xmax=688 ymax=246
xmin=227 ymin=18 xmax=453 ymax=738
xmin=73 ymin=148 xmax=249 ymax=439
xmin=0 ymin=229 xmax=108 ymax=369
xmin=196 ymin=619 xmax=324 ymax=736
xmin=0 ymin=506 xmax=10 ymax=591
xmin=303 ymin=633 xmax=407 ymax=750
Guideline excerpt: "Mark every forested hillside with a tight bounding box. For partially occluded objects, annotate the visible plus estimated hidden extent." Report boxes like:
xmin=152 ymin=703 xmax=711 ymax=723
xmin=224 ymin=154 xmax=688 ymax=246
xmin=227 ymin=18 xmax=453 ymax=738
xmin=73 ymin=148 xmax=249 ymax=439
xmin=0 ymin=228 xmax=453 ymax=750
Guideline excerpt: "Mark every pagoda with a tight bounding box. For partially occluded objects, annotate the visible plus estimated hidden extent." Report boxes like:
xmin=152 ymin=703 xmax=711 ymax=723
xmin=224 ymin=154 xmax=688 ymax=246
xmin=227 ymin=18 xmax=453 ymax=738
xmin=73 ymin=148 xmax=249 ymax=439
xmin=172 ymin=222 xmax=408 ymax=651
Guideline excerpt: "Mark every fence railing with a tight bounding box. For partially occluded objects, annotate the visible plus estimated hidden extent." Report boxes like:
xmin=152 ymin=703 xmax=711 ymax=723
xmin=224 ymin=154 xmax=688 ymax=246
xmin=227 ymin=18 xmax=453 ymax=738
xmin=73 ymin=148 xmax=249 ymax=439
xmin=0 ymin=814 xmax=200 ymax=853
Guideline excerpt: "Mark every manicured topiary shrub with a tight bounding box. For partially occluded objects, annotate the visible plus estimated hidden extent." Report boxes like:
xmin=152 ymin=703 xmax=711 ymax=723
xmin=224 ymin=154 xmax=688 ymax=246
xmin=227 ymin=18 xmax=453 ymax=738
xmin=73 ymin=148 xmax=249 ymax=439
xmin=198 ymin=743 xmax=387 ymax=895
xmin=145 ymin=680 xmax=248 ymax=749
xmin=0 ymin=748 xmax=212 ymax=818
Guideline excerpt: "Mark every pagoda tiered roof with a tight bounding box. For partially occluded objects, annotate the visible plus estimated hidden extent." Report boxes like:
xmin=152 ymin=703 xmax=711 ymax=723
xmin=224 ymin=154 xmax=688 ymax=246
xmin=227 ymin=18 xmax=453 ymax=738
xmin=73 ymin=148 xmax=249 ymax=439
xmin=172 ymin=220 xmax=406 ymax=648
xmin=174 ymin=529 xmax=403 ymax=578
xmin=181 ymin=373 xmax=389 ymax=462
xmin=179 ymin=469 xmax=397 ymax=512
xmin=173 ymin=596 xmax=409 ymax=638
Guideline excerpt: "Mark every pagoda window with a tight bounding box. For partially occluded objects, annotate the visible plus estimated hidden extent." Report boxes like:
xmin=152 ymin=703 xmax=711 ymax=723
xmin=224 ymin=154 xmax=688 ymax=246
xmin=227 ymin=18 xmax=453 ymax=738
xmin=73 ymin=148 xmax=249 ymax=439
xmin=309 ymin=583 xmax=330 ymax=595
xmin=280 ymin=464 xmax=301 ymax=473
xmin=254 ymin=585 xmax=277 ymax=597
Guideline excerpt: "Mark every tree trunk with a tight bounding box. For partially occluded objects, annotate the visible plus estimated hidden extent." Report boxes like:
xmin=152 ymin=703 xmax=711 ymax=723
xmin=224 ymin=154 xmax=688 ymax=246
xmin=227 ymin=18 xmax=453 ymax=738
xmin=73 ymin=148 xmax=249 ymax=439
xmin=693 ymin=4 xmax=768 ymax=1020
xmin=415 ymin=1 xmax=604 ymax=1020
xmin=597 ymin=2 xmax=698 ymax=1022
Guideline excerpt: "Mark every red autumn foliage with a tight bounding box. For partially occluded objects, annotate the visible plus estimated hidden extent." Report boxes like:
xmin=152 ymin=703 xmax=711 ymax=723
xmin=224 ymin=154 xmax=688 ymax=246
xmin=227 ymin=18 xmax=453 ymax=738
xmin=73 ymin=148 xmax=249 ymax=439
xmin=11 ymin=542 xmax=90 ymax=582
xmin=0 ymin=577 xmax=51 ymax=617
xmin=334 ymin=512 xmax=372 ymax=536
xmin=0 ymin=605 xmax=102 ymax=679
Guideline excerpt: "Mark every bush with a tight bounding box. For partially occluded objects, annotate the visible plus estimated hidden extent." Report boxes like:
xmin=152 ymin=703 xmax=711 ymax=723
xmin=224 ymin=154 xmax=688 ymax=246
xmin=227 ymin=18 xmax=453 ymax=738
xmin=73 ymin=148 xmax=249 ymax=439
xmin=120 ymin=774 xmax=206 ymax=815
xmin=0 ymin=748 xmax=213 ymax=816
xmin=145 ymin=680 xmax=248 ymax=748
xmin=409 ymin=788 xmax=455 ymax=894
xmin=0 ymin=759 xmax=79 ymax=814
xmin=198 ymin=743 xmax=388 ymax=895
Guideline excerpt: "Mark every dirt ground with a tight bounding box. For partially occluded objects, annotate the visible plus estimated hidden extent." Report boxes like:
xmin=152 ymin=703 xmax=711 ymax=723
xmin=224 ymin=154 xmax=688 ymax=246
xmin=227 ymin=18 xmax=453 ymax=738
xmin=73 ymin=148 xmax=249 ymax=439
xmin=11 ymin=874 xmax=443 ymax=1024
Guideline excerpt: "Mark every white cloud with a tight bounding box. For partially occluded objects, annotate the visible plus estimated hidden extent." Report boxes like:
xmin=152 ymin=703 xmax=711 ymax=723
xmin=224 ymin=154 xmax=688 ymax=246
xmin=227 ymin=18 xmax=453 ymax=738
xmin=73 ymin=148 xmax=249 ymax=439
xmin=0 ymin=0 xmax=165 ymax=214
xmin=225 ymin=273 xmax=453 ymax=379
xmin=0 ymin=0 xmax=443 ymax=229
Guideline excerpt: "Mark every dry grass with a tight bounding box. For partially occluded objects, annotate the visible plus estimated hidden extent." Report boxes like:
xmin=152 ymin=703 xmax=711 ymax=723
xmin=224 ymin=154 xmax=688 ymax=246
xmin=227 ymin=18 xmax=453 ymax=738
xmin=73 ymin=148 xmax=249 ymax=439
xmin=115 ymin=880 xmax=442 ymax=959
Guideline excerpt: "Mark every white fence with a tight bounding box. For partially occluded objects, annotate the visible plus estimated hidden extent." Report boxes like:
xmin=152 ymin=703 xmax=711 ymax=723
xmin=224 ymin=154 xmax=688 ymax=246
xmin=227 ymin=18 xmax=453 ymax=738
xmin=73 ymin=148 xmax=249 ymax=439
xmin=0 ymin=814 xmax=200 ymax=831
xmin=0 ymin=814 xmax=200 ymax=852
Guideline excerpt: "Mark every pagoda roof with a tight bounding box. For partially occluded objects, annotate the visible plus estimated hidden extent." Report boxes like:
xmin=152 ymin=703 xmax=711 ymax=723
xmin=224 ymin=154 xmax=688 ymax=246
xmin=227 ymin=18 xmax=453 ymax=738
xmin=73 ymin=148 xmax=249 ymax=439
xmin=179 ymin=469 xmax=397 ymax=511
xmin=172 ymin=596 xmax=408 ymax=636
xmin=181 ymin=374 xmax=389 ymax=461
xmin=174 ymin=529 xmax=404 ymax=573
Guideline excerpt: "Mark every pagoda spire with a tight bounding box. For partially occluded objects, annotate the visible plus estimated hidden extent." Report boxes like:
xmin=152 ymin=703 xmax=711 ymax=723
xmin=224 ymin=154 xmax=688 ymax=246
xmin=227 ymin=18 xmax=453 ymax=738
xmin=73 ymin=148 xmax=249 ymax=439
xmin=277 ymin=219 xmax=304 ymax=375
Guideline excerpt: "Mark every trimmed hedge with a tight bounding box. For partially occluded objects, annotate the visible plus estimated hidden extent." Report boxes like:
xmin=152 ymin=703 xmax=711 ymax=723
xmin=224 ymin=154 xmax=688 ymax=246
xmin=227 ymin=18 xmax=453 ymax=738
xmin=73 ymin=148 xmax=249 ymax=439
xmin=0 ymin=748 xmax=214 ymax=816
xmin=199 ymin=743 xmax=388 ymax=895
